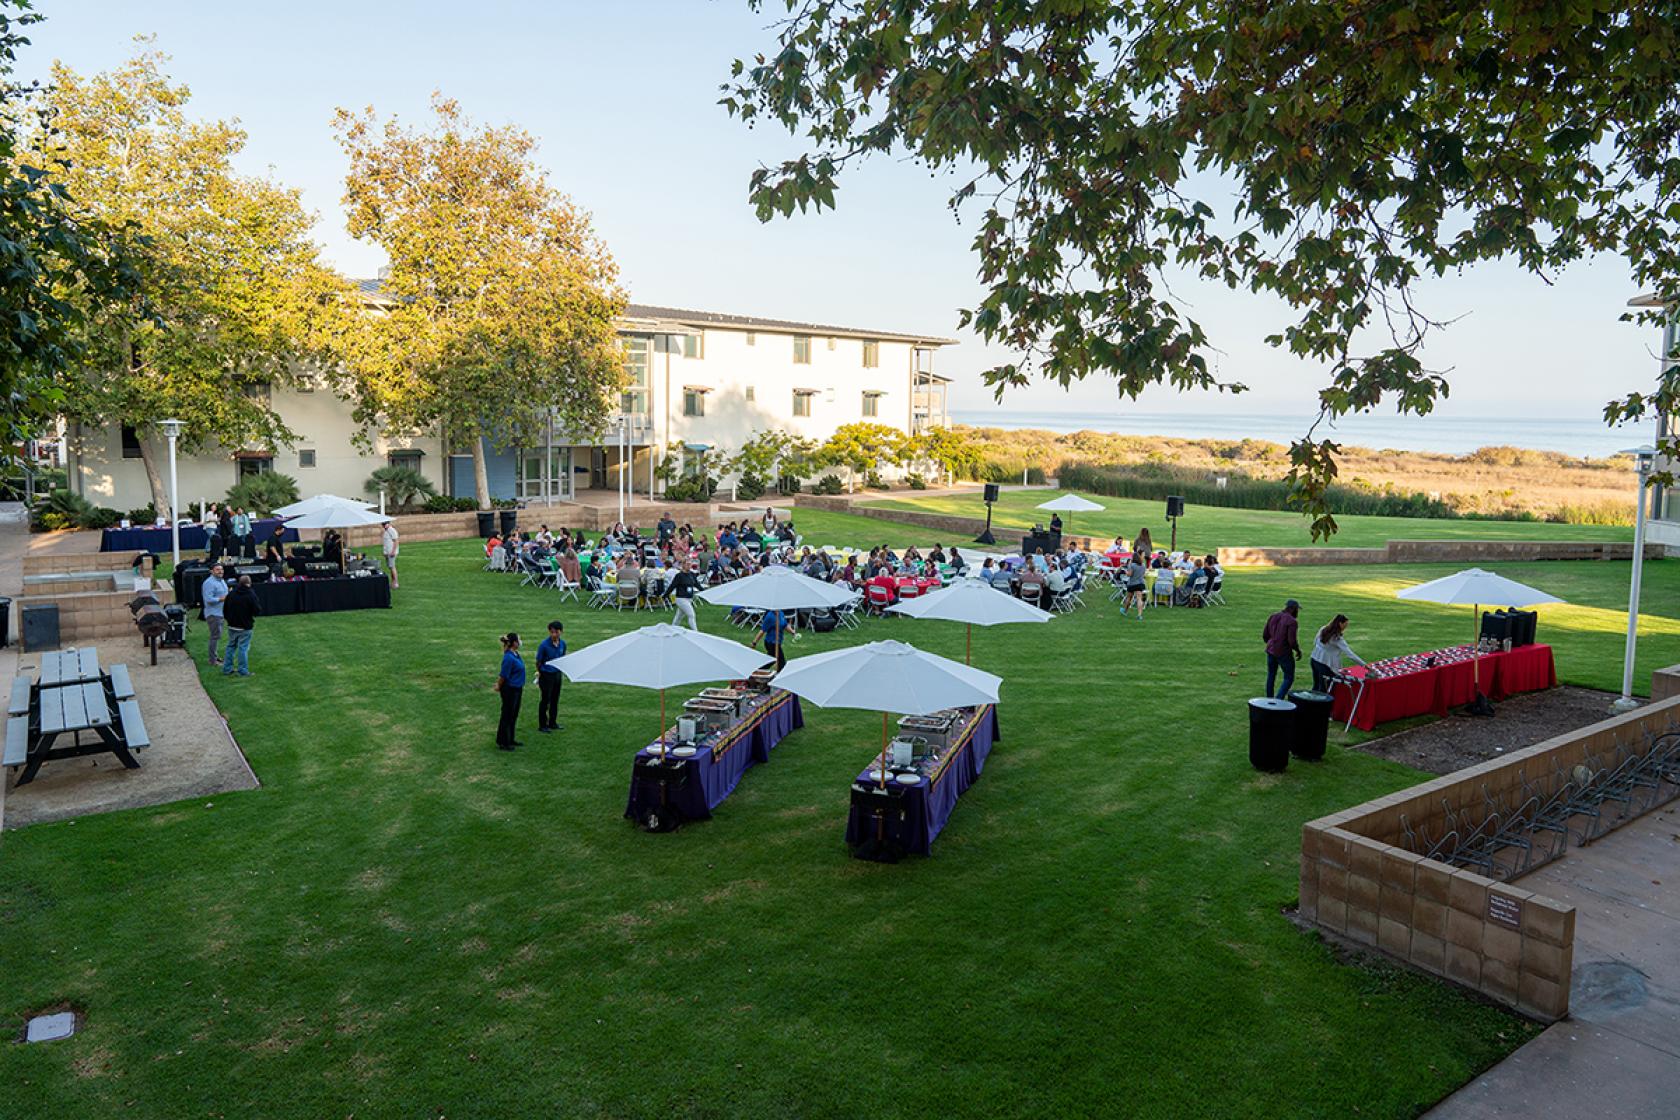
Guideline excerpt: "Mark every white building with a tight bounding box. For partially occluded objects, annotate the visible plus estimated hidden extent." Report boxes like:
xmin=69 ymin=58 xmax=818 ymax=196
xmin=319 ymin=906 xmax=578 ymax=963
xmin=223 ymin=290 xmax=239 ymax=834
xmin=65 ymin=290 xmax=954 ymax=512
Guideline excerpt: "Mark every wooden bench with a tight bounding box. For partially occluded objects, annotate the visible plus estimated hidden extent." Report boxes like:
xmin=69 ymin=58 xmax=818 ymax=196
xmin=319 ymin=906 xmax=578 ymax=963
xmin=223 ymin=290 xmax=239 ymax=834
xmin=118 ymin=700 xmax=150 ymax=751
xmin=8 ymin=674 xmax=31 ymax=717
xmin=4 ymin=715 xmax=28 ymax=767
xmin=108 ymin=663 xmax=135 ymax=701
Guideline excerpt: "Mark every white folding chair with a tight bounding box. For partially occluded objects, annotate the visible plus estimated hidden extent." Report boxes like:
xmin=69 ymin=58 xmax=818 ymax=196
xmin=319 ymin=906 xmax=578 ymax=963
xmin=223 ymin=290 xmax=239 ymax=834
xmin=555 ymin=571 xmax=580 ymax=603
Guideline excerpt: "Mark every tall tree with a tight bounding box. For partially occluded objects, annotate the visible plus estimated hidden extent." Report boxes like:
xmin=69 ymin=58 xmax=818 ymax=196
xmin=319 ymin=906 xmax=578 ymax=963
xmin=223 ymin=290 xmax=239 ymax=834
xmin=0 ymin=1 xmax=137 ymax=469
xmin=819 ymin=421 xmax=910 ymax=491
xmin=725 ymin=2 xmax=1680 ymax=535
xmin=333 ymin=96 xmax=628 ymax=509
xmin=26 ymin=43 xmax=346 ymax=513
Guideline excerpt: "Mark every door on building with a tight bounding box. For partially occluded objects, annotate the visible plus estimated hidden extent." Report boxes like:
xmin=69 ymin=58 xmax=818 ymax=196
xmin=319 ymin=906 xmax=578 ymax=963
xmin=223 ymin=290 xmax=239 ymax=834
xmin=517 ymin=447 xmax=575 ymax=501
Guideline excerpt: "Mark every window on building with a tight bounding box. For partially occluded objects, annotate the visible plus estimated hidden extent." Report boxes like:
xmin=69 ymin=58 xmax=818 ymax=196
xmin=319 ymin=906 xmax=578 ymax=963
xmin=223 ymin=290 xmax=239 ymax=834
xmin=681 ymin=334 xmax=703 ymax=359
xmin=388 ymin=449 xmax=423 ymax=471
xmin=862 ymin=391 xmax=882 ymax=418
xmin=746 ymin=331 xmax=756 ymax=346
xmin=237 ymin=456 xmax=274 ymax=479
xmin=621 ymin=336 xmax=651 ymax=414
xmin=745 ymin=385 xmax=756 ymax=403
xmin=683 ymin=388 xmax=705 ymax=417
xmin=862 ymin=339 xmax=880 ymax=368
xmin=240 ymin=382 xmax=272 ymax=405
xmin=793 ymin=335 xmax=811 ymax=364
xmin=793 ymin=390 xmax=814 ymax=417
xmin=120 ymin=425 xmax=143 ymax=459
xmin=298 ymin=449 xmax=317 ymax=468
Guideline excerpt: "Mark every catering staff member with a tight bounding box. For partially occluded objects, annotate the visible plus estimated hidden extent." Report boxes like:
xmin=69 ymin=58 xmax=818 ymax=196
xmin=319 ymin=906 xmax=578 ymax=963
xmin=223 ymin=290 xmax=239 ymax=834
xmin=535 ymin=621 xmax=566 ymax=734
xmin=753 ymin=608 xmax=795 ymax=671
xmin=1309 ymin=614 xmax=1365 ymax=691
xmin=669 ymin=562 xmax=702 ymax=630
xmin=1262 ymin=599 xmax=1302 ymax=699
xmin=495 ymin=632 xmax=525 ymax=751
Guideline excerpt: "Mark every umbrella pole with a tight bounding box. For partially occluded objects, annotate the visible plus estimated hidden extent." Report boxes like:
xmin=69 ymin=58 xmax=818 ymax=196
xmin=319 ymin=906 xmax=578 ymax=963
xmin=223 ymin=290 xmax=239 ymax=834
xmin=1472 ymin=604 xmax=1481 ymax=695
xmin=880 ymin=711 xmax=889 ymax=789
xmin=659 ymin=688 xmax=667 ymax=759
xmin=966 ymin=623 xmax=972 ymax=666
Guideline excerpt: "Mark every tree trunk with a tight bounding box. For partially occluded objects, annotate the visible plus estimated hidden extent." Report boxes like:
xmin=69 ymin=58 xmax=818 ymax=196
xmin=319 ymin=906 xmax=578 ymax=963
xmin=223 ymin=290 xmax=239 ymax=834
xmin=137 ymin=434 xmax=170 ymax=517
xmin=471 ymin=434 xmax=491 ymax=509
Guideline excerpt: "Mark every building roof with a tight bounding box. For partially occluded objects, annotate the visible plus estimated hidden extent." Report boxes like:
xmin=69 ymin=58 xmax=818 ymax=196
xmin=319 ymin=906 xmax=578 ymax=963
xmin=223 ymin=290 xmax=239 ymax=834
xmin=352 ymin=280 xmax=955 ymax=346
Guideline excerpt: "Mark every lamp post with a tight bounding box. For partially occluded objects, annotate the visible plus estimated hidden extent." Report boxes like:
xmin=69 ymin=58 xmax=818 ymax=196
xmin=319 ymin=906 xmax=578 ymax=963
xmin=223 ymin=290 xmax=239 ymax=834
xmin=157 ymin=419 xmax=185 ymax=569
xmin=1613 ymin=445 xmax=1657 ymax=712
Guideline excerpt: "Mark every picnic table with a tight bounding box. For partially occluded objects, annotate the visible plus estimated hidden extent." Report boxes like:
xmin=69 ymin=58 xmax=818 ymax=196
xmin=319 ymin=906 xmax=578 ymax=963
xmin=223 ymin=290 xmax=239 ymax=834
xmin=40 ymin=647 xmax=100 ymax=686
xmin=6 ymin=659 xmax=150 ymax=788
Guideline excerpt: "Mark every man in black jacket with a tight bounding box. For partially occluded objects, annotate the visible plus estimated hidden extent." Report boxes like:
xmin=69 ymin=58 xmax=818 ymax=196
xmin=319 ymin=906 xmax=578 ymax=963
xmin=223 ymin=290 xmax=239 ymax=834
xmin=221 ymin=574 xmax=261 ymax=677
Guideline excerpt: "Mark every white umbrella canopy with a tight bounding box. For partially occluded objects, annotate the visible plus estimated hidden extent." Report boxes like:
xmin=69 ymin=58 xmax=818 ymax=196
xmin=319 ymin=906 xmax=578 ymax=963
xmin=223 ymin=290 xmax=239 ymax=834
xmin=1395 ymin=568 xmax=1564 ymax=608
xmin=773 ymin=639 xmax=1001 ymax=788
xmin=282 ymin=505 xmax=392 ymax=531
xmin=549 ymin=623 xmax=772 ymax=756
xmin=1036 ymin=494 xmax=1106 ymax=513
xmin=272 ymin=493 xmax=376 ymax=518
xmin=1395 ymin=568 xmax=1564 ymax=708
xmin=695 ymin=564 xmax=855 ymax=610
xmin=886 ymin=580 xmax=1053 ymax=663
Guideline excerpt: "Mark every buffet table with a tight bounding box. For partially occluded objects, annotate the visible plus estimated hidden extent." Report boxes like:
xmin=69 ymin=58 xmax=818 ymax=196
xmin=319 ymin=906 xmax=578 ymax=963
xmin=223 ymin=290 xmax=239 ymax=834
xmin=172 ymin=567 xmax=390 ymax=615
xmin=101 ymin=518 xmax=296 ymax=553
xmin=1330 ymin=644 xmax=1556 ymax=731
xmin=624 ymin=689 xmax=804 ymax=827
xmin=845 ymin=704 xmax=1000 ymax=859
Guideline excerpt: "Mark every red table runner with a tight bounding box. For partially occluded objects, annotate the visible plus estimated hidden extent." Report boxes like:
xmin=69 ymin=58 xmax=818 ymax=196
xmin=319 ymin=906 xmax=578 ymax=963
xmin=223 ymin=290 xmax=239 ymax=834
xmin=1329 ymin=644 xmax=1557 ymax=731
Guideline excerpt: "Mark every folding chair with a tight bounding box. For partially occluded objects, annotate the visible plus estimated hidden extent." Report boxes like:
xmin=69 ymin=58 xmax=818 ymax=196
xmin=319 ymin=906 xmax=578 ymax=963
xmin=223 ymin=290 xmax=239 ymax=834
xmin=835 ymin=591 xmax=864 ymax=629
xmin=1204 ymin=574 xmax=1226 ymax=606
xmin=555 ymin=570 xmax=580 ymax=604
xmin=1149 ymin=572 xmax=1175 ymax=608
xmin=865 ymin=584 xmax=894 ymax=616
xmin=587 ymin=576 xmax=616 ymax=610
xmin=616 ymin=581 xmax=641 ymax=612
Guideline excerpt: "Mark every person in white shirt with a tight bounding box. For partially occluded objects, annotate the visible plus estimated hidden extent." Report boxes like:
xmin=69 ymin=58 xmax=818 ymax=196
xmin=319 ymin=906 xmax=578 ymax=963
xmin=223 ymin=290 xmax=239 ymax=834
xmin=1309 ymin=614 xmax=1365 ymax=691
xmin=381 ymin=522 xmax=400 ymax=588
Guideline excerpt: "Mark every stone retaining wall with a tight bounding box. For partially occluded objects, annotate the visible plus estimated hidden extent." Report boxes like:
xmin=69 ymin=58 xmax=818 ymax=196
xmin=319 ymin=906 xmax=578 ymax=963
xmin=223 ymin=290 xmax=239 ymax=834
xmin=24 ymin=551 xmax=154 ymax=577
xmin=1300 ymin=681 xmax=1680 ymax=1021
xmin=14 ymin=581 xmax=176 ymax=650
xmin=1222 ymin=539 xmax=1662 ymax=567
xmin=791 ymin=496 xmax=1099 ymax=549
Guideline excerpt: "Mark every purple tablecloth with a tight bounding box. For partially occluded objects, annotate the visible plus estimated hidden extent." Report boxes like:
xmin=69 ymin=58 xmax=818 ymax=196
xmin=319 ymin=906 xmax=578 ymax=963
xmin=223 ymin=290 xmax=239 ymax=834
xmin=845 ymin=705 xmax=1000 ymax=856
xmin=624 ymin=691 xmax=804 ymax=824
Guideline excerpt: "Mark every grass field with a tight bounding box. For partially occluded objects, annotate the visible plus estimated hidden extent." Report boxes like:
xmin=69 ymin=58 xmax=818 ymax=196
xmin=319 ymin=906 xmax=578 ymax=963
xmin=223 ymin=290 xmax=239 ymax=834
xmin=865 ymin=489 xmax=1640 ymax=551
xmin=3 ymin=516 xmax=1675 ymax=1117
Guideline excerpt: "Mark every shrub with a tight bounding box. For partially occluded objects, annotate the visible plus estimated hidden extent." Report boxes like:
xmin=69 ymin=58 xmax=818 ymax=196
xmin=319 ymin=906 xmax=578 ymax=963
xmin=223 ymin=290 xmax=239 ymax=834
xmin=365 ymin=465 xmax=437 ymax=512
xmin=907 ymin=472 xmax=928 ymax=490
xmin=33 ymin=467 xmax=67 ymax=492
xmin=777 ymin=475 xmax=803 ymax=495
xmin=36 ymin=511 xmax=76 ymax=531
xmin=126 ymin=504 xmax=158 ymax=524
xmin=813 ymin=474 xmax=844 ymax=496
xmin=664 ymin=477 xmax=718 ymax=503
xmin=225 ymin=473 xmax=301 ymax=517
xmin=491 ymin=498 xmax=519 ymax=510
xmin=736 ymin=474 xmax=766 ymax=501
xmin=42 ymin=487 xmax=93 ymax=520
xmin=84 ymin=506 xmax=123 ymax=529
xmin=864 ymin=470 xmax=886 ymax=490
xmin=422 ymin=495 xmax=456 ymax=514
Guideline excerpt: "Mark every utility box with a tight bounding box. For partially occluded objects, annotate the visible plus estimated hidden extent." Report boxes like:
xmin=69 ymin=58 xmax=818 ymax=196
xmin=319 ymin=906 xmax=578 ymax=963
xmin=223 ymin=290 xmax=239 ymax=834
xmin=21 ymin=603 xmax=60 ymax=652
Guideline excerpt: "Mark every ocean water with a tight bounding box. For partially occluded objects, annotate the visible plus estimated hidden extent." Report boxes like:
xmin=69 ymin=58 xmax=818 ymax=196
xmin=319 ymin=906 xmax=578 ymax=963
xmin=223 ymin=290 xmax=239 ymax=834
xmin=948 ymin=409 xmax=1654 ymax=459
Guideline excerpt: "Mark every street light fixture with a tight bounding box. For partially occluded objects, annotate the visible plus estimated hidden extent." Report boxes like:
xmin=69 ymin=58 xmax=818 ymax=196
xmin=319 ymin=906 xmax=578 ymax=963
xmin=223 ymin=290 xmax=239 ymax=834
xmin=157 ymin=419 xmax=185 ymax=569
xmin=1613 ymin=445 xmax=1657 ymax=713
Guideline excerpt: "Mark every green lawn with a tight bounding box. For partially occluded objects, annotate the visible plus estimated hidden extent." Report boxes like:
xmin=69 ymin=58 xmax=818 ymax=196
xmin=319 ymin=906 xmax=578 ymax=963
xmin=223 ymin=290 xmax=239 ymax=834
xmin=866 ymin=489 xmax=1638 ymax=551
xmin=3 ymin=524 xmax=1675 ymax=1117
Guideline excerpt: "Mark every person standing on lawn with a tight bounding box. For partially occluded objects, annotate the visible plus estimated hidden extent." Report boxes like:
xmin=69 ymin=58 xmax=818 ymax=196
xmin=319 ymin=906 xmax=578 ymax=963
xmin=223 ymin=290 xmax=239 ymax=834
xmin=753 ymin=608 xmax=795 ymax=671
xmin=495 ymin=632 xmax=526 ymax=750
xmin=1263 ymin=599 xmax=1302 ymax=699
xmin=202 ymin=562 xmax=229 ymax=665
xmin=669 ymin=561 xmax=702 ymax=630
xmin=1309 ymin=614 xmax=1364 ymax=692
xmin=221 ymin=574 xmax=260 ymax=676
xmin=535 ymin=621 xmax=566 ymax=734
xmin=381 ymin=521 xmax=400 ymax=589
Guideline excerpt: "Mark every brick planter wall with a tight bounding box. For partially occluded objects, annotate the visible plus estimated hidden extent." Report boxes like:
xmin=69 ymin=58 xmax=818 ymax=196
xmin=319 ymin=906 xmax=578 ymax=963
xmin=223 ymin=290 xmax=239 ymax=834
xmin=14 ymin=580 xmax=175 ymax=650
xmin=1300 ymin=685 xmax=1680 ymax=1021
xmin=1221 ymin=539 xmax=1662 ymax=567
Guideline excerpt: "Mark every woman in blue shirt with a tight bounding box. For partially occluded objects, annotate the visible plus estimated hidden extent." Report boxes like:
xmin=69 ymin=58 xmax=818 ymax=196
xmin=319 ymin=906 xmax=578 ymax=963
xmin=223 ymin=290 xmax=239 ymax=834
xmin=495 ymin=632 xmax=526 ymax=750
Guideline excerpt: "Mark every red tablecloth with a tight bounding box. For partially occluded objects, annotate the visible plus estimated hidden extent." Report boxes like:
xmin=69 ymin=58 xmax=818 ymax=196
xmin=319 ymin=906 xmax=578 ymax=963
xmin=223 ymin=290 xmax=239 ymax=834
xmin=1329 ymin=644 xmax=1557 ymax=731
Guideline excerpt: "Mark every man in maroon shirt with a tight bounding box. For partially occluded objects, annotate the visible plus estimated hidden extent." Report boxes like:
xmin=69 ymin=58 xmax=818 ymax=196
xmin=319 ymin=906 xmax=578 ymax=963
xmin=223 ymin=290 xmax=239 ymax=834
xmin=1262 ymin=599 xmax=1302 ymax=698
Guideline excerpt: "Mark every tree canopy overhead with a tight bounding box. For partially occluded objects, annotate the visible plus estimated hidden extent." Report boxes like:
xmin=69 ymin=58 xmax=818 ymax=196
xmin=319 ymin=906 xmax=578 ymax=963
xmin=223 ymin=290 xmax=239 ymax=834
xmin=333 ymin=95 xmax=628 ymax=509
xmin=724 ymin=1 xmax=1680 ymax=534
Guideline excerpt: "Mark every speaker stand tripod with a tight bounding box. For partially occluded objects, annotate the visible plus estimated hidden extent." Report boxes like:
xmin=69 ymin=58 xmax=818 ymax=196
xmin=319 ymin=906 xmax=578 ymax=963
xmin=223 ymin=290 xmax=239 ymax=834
xmin=974 ymin=499 xmax=997 ymax=545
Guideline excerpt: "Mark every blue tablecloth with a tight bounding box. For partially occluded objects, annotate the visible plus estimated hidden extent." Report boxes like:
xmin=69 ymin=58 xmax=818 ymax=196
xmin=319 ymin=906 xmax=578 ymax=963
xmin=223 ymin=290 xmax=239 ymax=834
xmin=100 ymin=518 xmax=296 ymax=553
xmin=624 ymin=691 xmax=804 ymax=824
xmin=845 ymin=705 xmax=1000 ymax=856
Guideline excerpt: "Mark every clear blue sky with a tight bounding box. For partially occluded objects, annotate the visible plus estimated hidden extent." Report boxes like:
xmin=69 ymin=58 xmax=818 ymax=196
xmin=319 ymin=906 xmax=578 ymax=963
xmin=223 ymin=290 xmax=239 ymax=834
xmin=16 ymin=0 xmax=1666 ymax=429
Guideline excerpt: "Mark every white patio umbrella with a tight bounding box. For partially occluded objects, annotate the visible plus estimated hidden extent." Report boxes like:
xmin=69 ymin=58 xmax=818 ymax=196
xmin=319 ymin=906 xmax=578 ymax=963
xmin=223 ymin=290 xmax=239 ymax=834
xmin=886 ymin=580 xmax=1053 ymax=663
xmin=1395 ymin=568 xmax=1564 ymax=708
xmin=1037 ymin=492 xmax=1105 ymax=535
xmin=547 ymin=623 xmax=771 ymax=757
xmin=282 ymin=504 xmax=392 ymax=572
xmin=773 ymin=639 xmax=1001 ymax=788
xmin=272 ymin=493 xmax=376 ymax=518
xmin=695 ymin=563 xmax=855 ymax=610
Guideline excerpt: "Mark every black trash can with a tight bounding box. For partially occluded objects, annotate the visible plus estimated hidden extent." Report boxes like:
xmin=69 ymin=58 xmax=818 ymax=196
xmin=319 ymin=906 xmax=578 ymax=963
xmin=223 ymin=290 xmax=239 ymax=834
xmin=1248 ymin=697 xmax=1295 ymax=772
xmin=0 ymin=595 xmax=10 ymax=648
xmin=476 ymin=510 xmax=495 ymax=538
xmin=499 ymin=509 xmax=518 ymax=535
xmin=1287 ymin=690 xmax=1334 ymax=761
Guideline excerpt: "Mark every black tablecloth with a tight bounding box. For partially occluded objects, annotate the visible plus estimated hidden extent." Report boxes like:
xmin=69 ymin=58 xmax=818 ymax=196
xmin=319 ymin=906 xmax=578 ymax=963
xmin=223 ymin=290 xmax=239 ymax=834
xmin=172 ymin=570 xmax=389 ymax=615
xmin=1021 ymin=530 xmax=1061 ymax=556
xmin=102 ymin=519 xmax=296 ymax=553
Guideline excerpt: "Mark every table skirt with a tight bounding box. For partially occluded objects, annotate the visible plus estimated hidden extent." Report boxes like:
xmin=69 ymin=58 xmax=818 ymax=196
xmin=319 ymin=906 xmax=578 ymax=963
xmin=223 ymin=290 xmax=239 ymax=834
xmin=1330 ymin=644 xmax=1556 ymax=731
xmin=624 ymin=692 xmax=804 ymax=824
xmin=845 ymin=705 xmax=1000 ymax=856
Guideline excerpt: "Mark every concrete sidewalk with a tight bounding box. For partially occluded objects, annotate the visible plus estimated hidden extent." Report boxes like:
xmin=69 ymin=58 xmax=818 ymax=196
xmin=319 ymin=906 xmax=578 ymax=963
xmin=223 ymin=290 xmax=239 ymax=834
xmin=1426 ymin=804 xmax=1680 ymax=1118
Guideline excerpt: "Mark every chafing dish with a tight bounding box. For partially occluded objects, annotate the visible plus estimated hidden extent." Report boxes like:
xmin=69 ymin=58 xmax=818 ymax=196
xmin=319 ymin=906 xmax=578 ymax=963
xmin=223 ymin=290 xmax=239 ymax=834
xmin=898 ymin=709 xmax=967 ymax=751
xmin=744 ymin=668 xmax=777 ymax=693
xmin=682 ymin=697 xmax=736 ymax=734
xmin=700 ymin=687 xmax=753 ymax=717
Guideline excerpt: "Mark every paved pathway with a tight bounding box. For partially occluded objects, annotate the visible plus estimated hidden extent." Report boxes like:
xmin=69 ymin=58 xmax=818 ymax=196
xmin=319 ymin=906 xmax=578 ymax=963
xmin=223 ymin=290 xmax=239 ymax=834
xmin=1426 ymin=803 xmax=1680 ymax=1118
